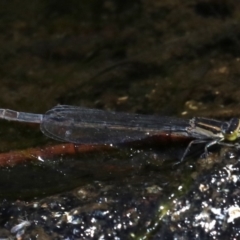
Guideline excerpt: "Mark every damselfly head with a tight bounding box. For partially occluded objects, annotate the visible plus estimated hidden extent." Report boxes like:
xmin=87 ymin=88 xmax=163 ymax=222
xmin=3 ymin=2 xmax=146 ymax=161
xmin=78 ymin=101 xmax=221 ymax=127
xmin=222 ymin=118 xmax=240 ymax=141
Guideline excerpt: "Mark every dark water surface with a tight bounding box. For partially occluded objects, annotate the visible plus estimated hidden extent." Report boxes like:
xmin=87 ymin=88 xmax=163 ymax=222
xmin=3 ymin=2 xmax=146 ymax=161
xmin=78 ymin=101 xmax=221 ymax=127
xmin=1 ymin=0 xmax=240 ymax=239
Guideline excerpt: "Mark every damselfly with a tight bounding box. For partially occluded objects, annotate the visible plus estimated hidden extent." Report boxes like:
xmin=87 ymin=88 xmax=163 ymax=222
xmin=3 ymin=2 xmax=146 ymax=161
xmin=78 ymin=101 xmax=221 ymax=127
xmin=0 ymin=105 xmax=240 ymax=160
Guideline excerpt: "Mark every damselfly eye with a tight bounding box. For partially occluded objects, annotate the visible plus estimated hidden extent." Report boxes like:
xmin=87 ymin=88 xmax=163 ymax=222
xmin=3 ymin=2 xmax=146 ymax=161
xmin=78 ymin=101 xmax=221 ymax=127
xmin=221 ymin=122 xmax=229 ymax=134
xmin=221 ymin=118 xmax=239 ymax=135
xmin=228 ymin=118 xmax=239 ymax=134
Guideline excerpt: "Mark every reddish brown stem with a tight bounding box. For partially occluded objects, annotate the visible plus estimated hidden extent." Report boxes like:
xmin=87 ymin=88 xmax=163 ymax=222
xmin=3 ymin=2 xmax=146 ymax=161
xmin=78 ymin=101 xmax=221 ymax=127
xmin=0 ymin=143 xmax=114 ymax=167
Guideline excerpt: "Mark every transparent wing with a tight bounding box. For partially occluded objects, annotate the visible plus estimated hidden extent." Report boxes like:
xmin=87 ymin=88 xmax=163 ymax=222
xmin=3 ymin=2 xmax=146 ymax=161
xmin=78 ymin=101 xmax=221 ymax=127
xmin=40 ymin=105 xmax=190 ymax=144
